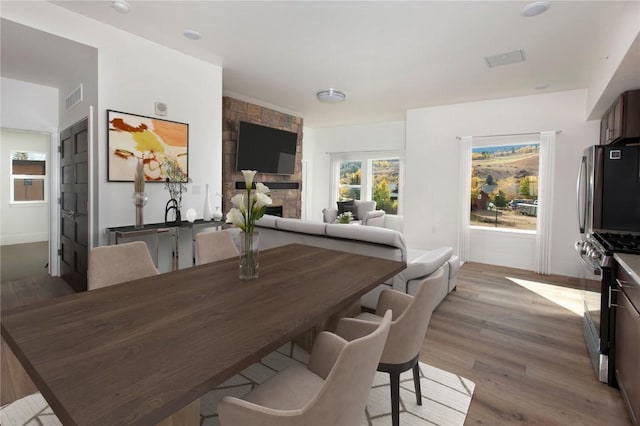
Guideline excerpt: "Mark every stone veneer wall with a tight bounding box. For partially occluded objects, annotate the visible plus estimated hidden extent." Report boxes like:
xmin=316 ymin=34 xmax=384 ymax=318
xmin=222 ymin=97 xmax=303 ymax=218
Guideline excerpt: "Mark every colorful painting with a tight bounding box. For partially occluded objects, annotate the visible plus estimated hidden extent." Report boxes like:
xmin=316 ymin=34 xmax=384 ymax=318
xmin=107 ymin=110 xmax=189 ymax=182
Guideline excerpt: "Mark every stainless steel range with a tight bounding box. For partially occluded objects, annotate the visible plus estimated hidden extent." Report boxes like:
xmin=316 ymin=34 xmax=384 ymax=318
xmin=576 ymin=144 xmax=640 ymax=386
xmin=576 ymin=232 xmax=640 ymax=384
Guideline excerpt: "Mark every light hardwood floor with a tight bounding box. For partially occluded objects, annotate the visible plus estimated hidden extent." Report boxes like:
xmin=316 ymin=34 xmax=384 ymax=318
xmin=421 ymin=262 xmax=631 ymax=426
xmin=1 ymin=262 xmax=632 ymax=425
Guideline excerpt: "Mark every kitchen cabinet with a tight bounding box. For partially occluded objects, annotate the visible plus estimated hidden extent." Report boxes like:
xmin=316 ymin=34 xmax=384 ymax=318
xmin=600 ymin=90 xmax=640 ymax=145
xmin=615 ymin=255 xmax=640 ymax=425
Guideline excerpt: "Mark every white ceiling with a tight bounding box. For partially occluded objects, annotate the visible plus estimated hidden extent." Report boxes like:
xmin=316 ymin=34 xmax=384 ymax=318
xmin=3 ymin=1 xmax=639 ymax=128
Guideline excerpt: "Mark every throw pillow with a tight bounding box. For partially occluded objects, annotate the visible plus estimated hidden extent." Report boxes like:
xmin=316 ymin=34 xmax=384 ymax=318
xmin=337 ymin=200 xmax=358 ymax=219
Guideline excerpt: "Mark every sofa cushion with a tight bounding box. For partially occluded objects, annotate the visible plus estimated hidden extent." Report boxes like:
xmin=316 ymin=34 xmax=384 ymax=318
xmin=337 ymin=200 xmax=358 ymax=219
xmin=322 ymin=208 xmax=338 ymax=224
xmin=255 ymin=214 xmax=279 ymax=229
xmin=276 ymin=217 xmax=327 ymax=235
xmin=326 ymin=223 xmax=406 ymax=254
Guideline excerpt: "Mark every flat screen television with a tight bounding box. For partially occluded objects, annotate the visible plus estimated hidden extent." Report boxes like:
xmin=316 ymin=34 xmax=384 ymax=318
xmin=235 ymin=121 xmax=297 ymax=175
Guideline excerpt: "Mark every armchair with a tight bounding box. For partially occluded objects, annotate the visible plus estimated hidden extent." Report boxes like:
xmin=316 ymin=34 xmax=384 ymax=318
xmin=322 ymin=200 xmax=386 ymax=226
xmin=336 ymin=268 xmax=444 ymax=426
xmin=194 ymin=229 xmax=239 ymax=265
xmin=218 ymin=311 xmax=392 ymax=426
xmin=88 ymin=241 xmax=159 ymax=290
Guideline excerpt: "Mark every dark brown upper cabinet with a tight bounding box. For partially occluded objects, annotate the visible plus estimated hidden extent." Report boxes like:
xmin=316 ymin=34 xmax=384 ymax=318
xmin=600 ymin=89 xmax=640 ymax=145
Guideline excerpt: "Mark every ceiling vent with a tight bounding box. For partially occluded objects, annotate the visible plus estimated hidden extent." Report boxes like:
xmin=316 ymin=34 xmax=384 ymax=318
xmin=65 ymin=84 xmax=83 ymax=110
xmin=484 ymin=50 xmax=526 ymax=68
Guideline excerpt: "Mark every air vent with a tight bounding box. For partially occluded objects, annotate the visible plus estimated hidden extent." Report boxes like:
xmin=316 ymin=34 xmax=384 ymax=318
xmin=485 ymin=50 xmax=526 ymax=68
xmin=65 ymin=84 xmax=83 ymax=110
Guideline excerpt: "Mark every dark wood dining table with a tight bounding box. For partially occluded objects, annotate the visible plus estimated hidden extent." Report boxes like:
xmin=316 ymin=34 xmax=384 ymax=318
xmin=1 ymin=243 xmax=405 ymax=426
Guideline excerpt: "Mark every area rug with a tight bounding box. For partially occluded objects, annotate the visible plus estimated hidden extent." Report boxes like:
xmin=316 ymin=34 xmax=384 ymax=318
xmin=1 ymin=343 xmax=474 ymax=426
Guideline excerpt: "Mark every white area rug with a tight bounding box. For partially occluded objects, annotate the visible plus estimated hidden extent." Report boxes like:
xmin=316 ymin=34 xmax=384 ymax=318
xmin=1 ymin=343 xmax=474 ymax=426
xmin=201 ymin=342 xmax=475 ymax=426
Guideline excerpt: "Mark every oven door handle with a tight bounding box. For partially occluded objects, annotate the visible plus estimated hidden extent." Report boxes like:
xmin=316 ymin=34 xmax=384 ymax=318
xmin=608 ymin=286 xmax=619 ymax=309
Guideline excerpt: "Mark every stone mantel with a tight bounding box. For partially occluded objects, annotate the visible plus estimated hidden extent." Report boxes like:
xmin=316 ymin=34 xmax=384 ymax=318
xmin=222 ymin=97 xmax=303 ymax=218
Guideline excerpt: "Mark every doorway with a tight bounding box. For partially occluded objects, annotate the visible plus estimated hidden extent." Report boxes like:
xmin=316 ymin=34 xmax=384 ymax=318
xmin=0 ymin=128 xmax=50 ymax=283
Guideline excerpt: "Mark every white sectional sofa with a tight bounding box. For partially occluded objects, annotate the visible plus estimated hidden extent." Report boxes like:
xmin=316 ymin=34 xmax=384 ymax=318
xmin=253 ymin=215 xmax=460 ymax=310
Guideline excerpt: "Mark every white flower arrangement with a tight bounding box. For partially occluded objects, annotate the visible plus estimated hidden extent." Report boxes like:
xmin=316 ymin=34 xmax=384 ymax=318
xmin=337 ymin=211 xmax=354 ymax=224
xmin=226 ymin=170 xmax=272 ymax=233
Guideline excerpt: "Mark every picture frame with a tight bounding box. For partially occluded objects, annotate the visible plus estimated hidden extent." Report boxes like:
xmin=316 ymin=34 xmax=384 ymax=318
xmin=107 ymin=109 xmax=189 ymax=182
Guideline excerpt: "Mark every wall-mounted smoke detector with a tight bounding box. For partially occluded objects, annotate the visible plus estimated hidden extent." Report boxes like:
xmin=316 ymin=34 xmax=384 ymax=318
xmin=484 ymin=50 xmax=526 ymax=68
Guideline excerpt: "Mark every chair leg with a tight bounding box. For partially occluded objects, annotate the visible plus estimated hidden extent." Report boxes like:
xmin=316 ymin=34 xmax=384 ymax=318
xmin=412 ymin=362 xmax=422 ymax=405
xmin=390 ymin=371 xmax=401 ymax=426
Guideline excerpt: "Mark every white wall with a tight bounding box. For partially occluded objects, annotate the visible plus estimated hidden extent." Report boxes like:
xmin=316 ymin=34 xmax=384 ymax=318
xmin=302 ymin=121 xmax=405 ymax=222
xmin=2 ymin=2 xmax=223 ymax=254
xmin=405 ymin=89 xmax=600 ymax=277
xmin=0 ymin=128 xmax=51 ymax=245
xmin=0 ymin=78 xmax=58 ymax=246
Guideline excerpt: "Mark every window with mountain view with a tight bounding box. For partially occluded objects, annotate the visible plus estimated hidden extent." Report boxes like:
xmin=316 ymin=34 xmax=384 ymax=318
xmin=470 ymin=143 xmax=539 ymax=231
xmin=336 ymin=155 xmax=400 ymax=215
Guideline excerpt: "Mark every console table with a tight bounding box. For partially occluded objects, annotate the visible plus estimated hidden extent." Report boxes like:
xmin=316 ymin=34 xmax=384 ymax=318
xmin=107 ymin=220 xmax=225 ymax=270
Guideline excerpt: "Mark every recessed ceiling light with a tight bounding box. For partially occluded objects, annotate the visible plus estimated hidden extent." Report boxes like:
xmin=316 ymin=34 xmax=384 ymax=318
xmin=111 ymin=0 xmax=130 ymax=13
xmin=522 ymin=1 xmax=550 ymax=17
xmin=183 ymin=30 xmax=201 ymax=41
xmin=316 ymin=89 xmax=346 ymax=104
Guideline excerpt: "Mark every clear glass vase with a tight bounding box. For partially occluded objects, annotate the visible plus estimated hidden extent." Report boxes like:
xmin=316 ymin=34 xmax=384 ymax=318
xmin=239 ymin=231 xmax=259 ymax=280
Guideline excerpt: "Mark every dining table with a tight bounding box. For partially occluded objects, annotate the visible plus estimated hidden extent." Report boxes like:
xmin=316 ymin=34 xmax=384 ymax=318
xmin=1 ymin=243 xmax=406 ymax=426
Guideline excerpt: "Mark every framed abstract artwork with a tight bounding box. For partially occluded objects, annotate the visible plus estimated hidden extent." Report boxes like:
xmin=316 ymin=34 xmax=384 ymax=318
xmin=107 ymin=110 xmax=189 ymax=182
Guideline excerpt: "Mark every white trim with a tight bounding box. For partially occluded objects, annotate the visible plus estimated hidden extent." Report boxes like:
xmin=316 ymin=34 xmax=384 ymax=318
xmin=458 ymin=136 xmax=472 ymax=262
xmin=469 ymin=225 xmax=536 ymax=235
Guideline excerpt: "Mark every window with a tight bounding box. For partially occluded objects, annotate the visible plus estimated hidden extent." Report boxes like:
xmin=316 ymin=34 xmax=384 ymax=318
xmin=338 ymin=161 xmax=362 ymax=201
xmin=333 ymin=152 xmax=401 ymax=215
xmin=11 ymin=151 xmax=47 ymax=203
xmin=470 ymin=143 xmax=539 ymax=230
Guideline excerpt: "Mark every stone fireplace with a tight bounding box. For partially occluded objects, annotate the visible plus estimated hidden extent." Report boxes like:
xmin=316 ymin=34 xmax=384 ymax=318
xmin=222 ymin=97 xmax=303 ymax=218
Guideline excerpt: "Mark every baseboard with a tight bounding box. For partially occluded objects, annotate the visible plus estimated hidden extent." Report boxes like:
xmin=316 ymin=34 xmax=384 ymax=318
xmin=0 ymin=234 xmax=48 ymax=246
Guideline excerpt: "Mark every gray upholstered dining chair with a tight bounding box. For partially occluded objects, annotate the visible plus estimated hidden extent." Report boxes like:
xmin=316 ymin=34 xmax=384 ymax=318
xmin=87 ymin=241 xmax=159 ymax=290
xmin=194 ymin=229 xmax=239 ymax=265
xmin=336 ymin=267 xmax=444 ymax=426
xmin=217 ymin=310 xmax=393 ymax=426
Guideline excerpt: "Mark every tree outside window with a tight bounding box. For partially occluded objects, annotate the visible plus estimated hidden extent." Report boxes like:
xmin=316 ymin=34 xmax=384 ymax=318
xmin=334 ymin=154 xmax=401 ymax=215
xmin=338 ymin=161 xmax=361 ymax=201
xmin=371 ymin=159 xmax=399 ymax=214
xmin=470 ymin=144 xmax=539 ymax=230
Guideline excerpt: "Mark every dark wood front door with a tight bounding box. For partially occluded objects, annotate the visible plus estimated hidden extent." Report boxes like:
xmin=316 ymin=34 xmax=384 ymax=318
xmin=60 ymin=118 xmax=89 ymax=292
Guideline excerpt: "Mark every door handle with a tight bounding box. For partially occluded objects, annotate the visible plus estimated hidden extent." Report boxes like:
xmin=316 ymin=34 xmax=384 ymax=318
xmin=63 ymin=209 xmax=76 ymax=220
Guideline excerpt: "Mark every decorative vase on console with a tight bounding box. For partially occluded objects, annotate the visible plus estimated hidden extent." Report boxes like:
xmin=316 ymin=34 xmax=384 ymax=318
xmin=226 ymin=170 xmax=272 ymax=280
xmin=212 ymin=192 xmax=223 ymax=221
xmin=203 ymin=183 xmax=213 ymax=221
xmin=132 ymin=158 xmax=148 ymax=228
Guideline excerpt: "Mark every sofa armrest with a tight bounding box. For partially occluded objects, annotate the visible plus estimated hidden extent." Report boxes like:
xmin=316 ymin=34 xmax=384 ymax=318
xmin=322 ymin=208 xmax=338 ymax=223
xmin=363 ymin=210 xmax=385 ymax=227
